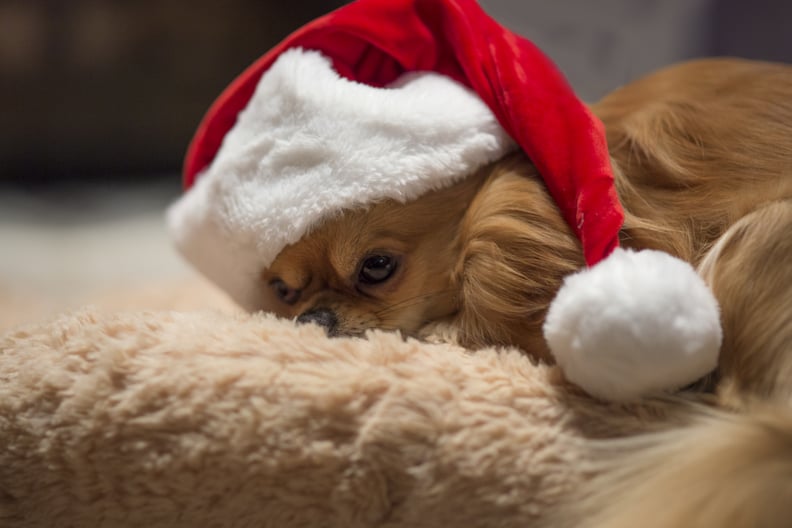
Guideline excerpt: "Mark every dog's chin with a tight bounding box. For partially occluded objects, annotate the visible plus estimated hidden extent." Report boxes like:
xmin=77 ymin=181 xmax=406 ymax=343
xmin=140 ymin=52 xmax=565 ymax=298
xmin=301 ymin=305 xmax=455 ymax=342
xmin=330 ymin=319 xmax=459 ymax=344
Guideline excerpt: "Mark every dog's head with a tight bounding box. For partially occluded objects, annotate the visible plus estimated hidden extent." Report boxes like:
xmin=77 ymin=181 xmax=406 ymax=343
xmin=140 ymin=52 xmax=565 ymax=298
xmin=257 ymin=154 xmax=584 ymax=356
xmin=259 ymin=167 xmax=487 ymax=338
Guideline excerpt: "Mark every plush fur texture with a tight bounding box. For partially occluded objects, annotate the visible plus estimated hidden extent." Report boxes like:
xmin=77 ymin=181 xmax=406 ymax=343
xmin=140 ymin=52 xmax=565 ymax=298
xmin=0 ymin=306 xmax=712 ymax=528
xmin=2 ymin=305 xmax=791 ymax=527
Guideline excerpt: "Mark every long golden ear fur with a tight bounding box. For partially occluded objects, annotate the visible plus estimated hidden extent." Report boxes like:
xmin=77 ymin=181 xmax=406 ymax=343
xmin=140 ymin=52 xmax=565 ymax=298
xmin=453 ymin=154 xmax=584 ymax=360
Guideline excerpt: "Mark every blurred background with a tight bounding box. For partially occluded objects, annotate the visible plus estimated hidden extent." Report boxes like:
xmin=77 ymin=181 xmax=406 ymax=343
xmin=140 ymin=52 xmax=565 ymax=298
xmin=1 ymin=0 xmax=791 ymax=325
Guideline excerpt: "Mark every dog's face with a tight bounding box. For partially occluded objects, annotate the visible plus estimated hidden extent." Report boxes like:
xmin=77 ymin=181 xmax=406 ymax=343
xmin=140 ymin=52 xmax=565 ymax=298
xmin=257 ymin=154 xmax=583 ymax=356
xmin=260 ymin=173 xmax=486 ymax=337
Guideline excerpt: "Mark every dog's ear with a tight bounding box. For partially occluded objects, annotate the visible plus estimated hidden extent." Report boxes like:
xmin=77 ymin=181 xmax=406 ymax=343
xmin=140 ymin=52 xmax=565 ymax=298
xmin=453 ymin=155 xmax=583 ymax=359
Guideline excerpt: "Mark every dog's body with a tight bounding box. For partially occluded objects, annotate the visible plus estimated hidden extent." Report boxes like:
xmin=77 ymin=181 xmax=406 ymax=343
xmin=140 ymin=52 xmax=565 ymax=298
xmin=261 ymin=58 xmax=792 ymax=524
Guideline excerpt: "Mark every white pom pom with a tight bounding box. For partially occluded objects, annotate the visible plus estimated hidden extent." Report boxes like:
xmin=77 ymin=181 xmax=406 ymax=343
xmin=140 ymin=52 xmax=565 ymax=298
xmin=543 ymin=248 xmax=722 ymax=401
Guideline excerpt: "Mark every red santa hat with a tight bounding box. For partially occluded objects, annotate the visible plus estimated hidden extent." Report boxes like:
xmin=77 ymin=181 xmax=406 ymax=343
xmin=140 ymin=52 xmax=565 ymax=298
xmin=168 ymin=0 xmax=721 ymax=401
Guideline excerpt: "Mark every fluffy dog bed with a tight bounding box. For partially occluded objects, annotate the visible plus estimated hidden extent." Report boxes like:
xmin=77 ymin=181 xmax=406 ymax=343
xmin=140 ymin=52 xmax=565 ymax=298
xmin=0 ymin=303 xmax=701 ymax=527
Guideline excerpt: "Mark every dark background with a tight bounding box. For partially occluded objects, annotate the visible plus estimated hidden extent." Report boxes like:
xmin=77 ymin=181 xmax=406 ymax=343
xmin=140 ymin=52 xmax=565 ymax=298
xmin=0 ymin=0 xmax=346 ymax=185
xmin=0 ymin=0 xmax=790 ymax=186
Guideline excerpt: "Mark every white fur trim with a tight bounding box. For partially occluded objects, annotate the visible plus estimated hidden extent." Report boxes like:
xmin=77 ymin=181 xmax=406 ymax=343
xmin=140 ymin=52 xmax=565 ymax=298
xmin=543 ymin=249 xmax=722 ymax=401
xmin=168 ymin=48 xmax=515 ymax=309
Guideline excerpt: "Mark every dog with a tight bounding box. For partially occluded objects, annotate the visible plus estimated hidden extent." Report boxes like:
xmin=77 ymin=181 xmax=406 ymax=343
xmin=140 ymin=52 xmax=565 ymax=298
xmin=258 ymin=57 xmax=792 ymax=525
xmin=261 ymin=57 xmax=792 ymax=361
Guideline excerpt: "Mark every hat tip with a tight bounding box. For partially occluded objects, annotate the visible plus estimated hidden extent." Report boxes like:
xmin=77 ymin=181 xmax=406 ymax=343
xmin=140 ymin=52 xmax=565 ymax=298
xmin=544 ymin=248 xmax=722 ymax=401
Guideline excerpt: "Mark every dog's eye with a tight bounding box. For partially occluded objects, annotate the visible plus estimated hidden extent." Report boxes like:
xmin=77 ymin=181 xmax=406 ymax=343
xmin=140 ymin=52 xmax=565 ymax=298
xmin=270 ymin=278 xmax=300 ymax=305
xmin=358 ymin=255 xmax=398 ymax=285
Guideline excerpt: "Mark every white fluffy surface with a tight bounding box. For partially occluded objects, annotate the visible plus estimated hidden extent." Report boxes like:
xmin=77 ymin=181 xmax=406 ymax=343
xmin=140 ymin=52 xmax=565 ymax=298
xmin=1 ymin=308 xmax=694 ymax=528
xmin=543 ymin=248 xmax=722 ymax=401
xmin=168 ymin=48 xmax=515 ymax=310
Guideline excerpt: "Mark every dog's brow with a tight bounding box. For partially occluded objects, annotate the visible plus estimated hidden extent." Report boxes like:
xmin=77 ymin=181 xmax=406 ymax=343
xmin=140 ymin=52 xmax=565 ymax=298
xmin=360 ymin=234 xmax=410 ymax=253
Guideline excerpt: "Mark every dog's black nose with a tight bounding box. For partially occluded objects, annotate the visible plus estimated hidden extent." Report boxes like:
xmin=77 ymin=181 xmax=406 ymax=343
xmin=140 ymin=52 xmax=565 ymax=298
xmin=296 ymin=308 xmax=339 ymax=336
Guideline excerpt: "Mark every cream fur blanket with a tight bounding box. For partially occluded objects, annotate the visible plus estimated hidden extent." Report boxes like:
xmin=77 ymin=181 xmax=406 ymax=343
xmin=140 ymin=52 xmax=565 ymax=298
xmin=0 ymin=282 xmax=705 ymax=527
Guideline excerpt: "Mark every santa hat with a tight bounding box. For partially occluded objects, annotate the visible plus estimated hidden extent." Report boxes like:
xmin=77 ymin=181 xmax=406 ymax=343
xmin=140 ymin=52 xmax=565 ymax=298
xmin=168 ymin=0 xmax=721 ymax=401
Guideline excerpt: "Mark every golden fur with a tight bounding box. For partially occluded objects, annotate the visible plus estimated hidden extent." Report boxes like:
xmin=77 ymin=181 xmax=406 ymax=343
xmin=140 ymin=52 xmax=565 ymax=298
xmin=260 ymin=58 xmax=792 ymax=525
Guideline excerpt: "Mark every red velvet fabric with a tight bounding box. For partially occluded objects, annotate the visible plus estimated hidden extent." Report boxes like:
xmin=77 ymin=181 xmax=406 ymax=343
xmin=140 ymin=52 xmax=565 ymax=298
xmin=182 ymin=0 xmax=623 ymax=266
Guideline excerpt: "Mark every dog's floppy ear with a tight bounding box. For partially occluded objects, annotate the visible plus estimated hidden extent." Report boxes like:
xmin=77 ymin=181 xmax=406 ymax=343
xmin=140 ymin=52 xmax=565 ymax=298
xmin=453 ymin=158 xmax=584 ymax=359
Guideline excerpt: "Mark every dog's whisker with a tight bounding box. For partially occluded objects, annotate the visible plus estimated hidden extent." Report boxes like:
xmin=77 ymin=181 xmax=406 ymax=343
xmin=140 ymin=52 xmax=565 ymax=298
xmin=373 ymin=289 xmax=456 ymax=318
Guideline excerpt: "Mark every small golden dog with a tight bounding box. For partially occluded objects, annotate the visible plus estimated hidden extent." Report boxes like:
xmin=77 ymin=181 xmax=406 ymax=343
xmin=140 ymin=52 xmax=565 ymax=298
xmin=259 ymin=58 xmax=792 ymax=525
xmin=261 ymin=59 xmax=791 ymax=370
